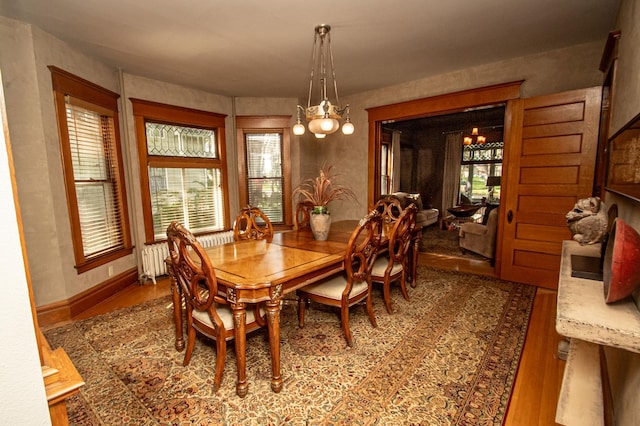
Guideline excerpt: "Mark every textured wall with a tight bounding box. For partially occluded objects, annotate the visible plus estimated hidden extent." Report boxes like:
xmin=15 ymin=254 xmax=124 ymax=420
xmin=0 ymin=16 xmax=129 ymax=305
xmin=0 ymin=69 xmax=51 ymax=424
xmin=309 ymin=41 xmax=606 ymax=221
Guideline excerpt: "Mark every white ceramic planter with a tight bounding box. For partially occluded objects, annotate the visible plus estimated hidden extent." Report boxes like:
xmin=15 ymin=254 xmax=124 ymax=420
xmin=310 ymin=212 xmax=331 ymax=241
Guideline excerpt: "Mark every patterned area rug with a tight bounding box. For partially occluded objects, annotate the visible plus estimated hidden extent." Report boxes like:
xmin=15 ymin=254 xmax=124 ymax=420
xmin=420 ymin=225 xmax=487 ymax=261
xmin=44 ymin=267 xmax=535 ymax=425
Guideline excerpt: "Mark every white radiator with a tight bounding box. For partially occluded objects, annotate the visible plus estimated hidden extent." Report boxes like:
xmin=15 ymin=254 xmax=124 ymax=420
xmin=140 ymin=230 xmax=234 ymax=284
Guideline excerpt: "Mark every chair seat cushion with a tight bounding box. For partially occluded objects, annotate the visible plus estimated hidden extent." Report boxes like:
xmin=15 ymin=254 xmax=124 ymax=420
xmin=371 ymin=256 xmax=403 ymax=278
xmin=301 ymin=274 xmax=368 ymax=300
xmin=192 ymin=303 xmax=262 ymax=331
xmin=416 ymin=208 xmax=439 ymax=228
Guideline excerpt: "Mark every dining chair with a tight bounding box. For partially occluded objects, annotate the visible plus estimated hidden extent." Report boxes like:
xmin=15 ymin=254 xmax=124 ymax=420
xmin=374 ymin=196 xmax=403 ymax=223
xmin=371 ymin=204 xmax=417 ymax=314
xmin=233 ymin=205 xmax=274 ymax=242
xmin=294 ymin=201 xmax=314 ymax=230
xmin=297 ymin=209 xmax=382 ymax=347
xmin=166 ymin=221 xmax=266 ymax=391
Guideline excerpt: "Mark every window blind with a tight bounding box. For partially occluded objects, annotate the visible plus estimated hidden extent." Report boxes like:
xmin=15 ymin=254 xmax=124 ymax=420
xmin=245 ymin=133 xmax=284 ymax=223
xmin=65 ymin=100 xmax=125 ymax=258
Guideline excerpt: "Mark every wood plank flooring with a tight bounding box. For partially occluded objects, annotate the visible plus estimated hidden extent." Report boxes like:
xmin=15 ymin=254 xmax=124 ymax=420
xmin=61 ymin=252 xmax=565 ymax=425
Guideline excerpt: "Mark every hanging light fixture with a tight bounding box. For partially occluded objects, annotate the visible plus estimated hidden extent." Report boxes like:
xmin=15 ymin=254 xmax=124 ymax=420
xmin=463 ymin=127 xmax=486 ymax=145
xmin=293 ymin=25 xmax=354 ymax=138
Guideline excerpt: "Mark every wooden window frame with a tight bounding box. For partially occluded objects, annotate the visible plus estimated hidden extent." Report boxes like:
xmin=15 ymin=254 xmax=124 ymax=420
xmin=49 ymin=66 xmax=133 ymax=273
xmin=131 ymin=98 xmax=230 ymax=244
xmin=236 ymin=116 xmax=292 ymax=228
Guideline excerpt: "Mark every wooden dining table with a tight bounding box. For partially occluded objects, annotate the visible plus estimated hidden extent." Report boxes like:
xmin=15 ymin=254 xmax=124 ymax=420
xmin=170 ymin=219 xmax=417 ymax=397
xmin=171 ymin=221 xmax=356 ymax=397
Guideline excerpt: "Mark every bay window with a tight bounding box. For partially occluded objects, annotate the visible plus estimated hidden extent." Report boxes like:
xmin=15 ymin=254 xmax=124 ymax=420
xmin=236 ymin=116 xmax=291 ymax=227
xmin=50 ymin=66 xmax=132 ymax=272
xmin=132 ymin=99 xmax=229 ymax=242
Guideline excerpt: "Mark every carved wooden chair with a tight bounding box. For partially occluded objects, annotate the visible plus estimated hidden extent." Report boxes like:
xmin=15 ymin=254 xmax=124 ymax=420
xmin=166 ymin=221 xmax=265 ymax=391
xmin=297 ymin=210 xmax=382 ymax=347
xmin=294 ymin=201 xmax=314 ymax=230
xmin=371 ymin=204 xmax=417 ymax=314
xmin=233 ymin=205 xmax=274 ymax=242
xmin=374 ymin=196 xmax=403 ymax=223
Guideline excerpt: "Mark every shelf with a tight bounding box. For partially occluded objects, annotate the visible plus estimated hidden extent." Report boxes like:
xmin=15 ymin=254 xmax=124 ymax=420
xmin=556 ymin=240 xmax=640 ymax=354
xmin=555 ymin=339 xmax=604 ymax=426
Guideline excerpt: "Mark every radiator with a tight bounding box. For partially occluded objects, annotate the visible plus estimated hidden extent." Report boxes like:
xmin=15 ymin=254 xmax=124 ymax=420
xmin=140 ymin=230 xmax=234 ymax=284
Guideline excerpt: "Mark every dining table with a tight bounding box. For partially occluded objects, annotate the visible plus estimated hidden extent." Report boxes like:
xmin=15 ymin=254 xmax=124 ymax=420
xmin=170 ymin=219 xmax=415 ymax=397
xmin=171 ymin=221 xmax=352 ymax=397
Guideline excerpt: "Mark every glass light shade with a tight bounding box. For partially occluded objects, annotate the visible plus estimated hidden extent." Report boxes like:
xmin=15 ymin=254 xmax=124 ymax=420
xmin=314 ymin=133 xmax=326 ymax=139
xmin=320 ymin=117 xmax=339 ymax=132
xmin=477 ymin=135 xmax=486 ymax=144
xmin=308 ymin=118 xmax=323 ymax=134
xmin=293 ymin=123 xmax=306 ymax=135
xmin=308 ymin=118 xmax=337 ymax=134
xmin=463 ymin=137 xmax=472 ymax=145
xmin=342 ymin=121 xmax=354 ymax=135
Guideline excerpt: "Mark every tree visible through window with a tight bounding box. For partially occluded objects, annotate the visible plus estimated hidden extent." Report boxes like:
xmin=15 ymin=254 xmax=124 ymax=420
xmin=50 ymin=66 xmax=132 ymax=272
xmin=460 ymin=142 xmax=503 ymax=203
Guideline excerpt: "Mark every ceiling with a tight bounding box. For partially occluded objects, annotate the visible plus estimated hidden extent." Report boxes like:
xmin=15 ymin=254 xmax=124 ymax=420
xmin=0 ymin=0 xmax=620 ymax=99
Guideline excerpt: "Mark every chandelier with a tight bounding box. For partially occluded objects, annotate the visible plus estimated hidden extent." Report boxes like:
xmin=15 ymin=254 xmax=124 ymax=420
xmin=463 ymin=127 xmax=486 ymax=145
xmin=293 ymin=25 xmax=354 ymax=139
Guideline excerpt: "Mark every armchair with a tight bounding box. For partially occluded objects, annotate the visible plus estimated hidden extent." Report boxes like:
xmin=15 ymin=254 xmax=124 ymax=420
xmin=458 ymin=207 xmax=499 ymax=262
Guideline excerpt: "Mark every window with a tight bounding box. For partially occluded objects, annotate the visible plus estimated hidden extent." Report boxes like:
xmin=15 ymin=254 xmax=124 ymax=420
xmin=49 ymin=66 xmax=132 ymax=272
xmin=460 ymin=141 xmax=503 ymax=202
xmin=131 ymin=99 xmax=229 ymax=243
xmin=380 ymin=129 xmax=393 ymax=195
xmin=236 ymin=116 xmax=291 ymax=226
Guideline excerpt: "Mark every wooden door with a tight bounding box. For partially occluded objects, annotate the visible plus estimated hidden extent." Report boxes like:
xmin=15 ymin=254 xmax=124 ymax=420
xmin=500 ymin=87 xmax=602 ymax=289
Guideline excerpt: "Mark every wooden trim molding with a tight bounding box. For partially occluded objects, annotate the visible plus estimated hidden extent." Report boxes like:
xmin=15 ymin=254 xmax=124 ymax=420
xmin=37 ymin=267 xmax=138 ymax=327
xmin=366 ymin=81 xmax=523 ymax=207
xmin=366 ymin=81 xmax=523 ymax=122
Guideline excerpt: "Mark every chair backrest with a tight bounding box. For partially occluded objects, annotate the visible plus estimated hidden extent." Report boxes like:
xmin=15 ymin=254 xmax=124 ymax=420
xmin=485 ymin=207 xmax=500 ymax=231
xmin=294 ymin=201 xmax=314 ymax=230
xmin=344 ymin=210 xmax=383 ymax=286
xmin=166 ymin=222 xmax=221 ymax=314
xmin=374 ymin=196 xmax=403 ymax=223
xmin=388 ymin=204 xmax=417 ymax=263
xmin=233 ymin=205 xmax=274 ymax=242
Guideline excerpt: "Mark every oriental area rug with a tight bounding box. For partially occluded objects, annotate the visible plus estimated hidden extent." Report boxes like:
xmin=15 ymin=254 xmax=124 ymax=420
xmin=44 ymin=267 xmax=536 ymax=425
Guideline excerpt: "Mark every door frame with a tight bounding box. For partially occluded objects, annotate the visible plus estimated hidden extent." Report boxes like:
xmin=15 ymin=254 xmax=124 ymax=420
xmin=366 ymin=81 xmax=522 ymax=273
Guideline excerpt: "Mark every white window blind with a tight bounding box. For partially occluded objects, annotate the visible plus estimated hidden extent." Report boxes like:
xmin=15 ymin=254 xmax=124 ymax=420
xmin=145 ymin=122 xmax=225 ymax=239
xmin=65 ymin=100 xmax=125 ymax=258
xmin=149 ymin=167 xmax=224 ymax=239
xmin=245 ymin=132 xmax=284 ymax=223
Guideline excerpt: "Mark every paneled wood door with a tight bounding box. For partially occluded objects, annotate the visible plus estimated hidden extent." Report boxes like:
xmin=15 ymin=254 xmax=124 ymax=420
xmin=500 ymin=87 xmax=602 ymax=289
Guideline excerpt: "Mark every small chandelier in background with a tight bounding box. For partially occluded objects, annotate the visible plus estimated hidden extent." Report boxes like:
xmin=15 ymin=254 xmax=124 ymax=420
xmin=293 ymin=25 xmax=354 ymax=139
xmin=463 ymin=127 xmax=486 ymax=145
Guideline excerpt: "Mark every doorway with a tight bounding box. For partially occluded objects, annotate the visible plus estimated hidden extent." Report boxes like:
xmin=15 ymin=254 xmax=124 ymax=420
xmin=366 ymin=82 xmax=522 ymax=273
xmin=383 ymin=106 xmax=505 ymax=263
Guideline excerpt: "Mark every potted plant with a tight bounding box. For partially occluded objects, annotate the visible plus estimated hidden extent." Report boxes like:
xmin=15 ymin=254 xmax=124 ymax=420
xmin=293 ymin=164 xmax=357 ymax=240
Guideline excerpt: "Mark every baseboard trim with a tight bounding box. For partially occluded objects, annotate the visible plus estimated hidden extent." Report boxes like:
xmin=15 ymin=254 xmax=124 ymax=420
xmin=37 ymin=267 xmax=138 ymax=327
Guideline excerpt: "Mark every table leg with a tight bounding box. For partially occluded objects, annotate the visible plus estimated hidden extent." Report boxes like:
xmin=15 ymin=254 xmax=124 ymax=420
xmin=232 ymin=302 xmax=248 ymax=397
xmin=170 ymin=274 xmax=185 ymax=351
xmin=265 ymin=299 xmax=283 ymax=393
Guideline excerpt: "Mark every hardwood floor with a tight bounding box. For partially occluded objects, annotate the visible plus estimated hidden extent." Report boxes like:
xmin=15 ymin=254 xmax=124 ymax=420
xmin=61 ymin=253 xmax=565 ymax=425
